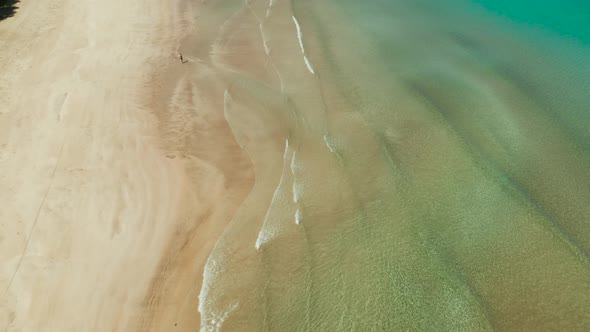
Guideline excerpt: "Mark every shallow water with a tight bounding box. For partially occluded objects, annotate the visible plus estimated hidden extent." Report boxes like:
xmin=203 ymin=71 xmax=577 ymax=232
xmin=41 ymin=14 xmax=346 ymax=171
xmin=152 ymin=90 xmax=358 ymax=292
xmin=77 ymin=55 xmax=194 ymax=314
xmin=195 ymin=0 xmax=590 ymax=330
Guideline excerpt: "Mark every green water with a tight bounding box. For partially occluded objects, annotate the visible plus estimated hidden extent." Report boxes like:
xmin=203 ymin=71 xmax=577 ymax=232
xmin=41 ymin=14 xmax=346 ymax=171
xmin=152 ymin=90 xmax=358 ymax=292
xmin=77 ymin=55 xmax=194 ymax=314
xmin=198 ymin=0 xmax=590 ymax=330
xmin=472 ymin=0 xmax=590 ymax=43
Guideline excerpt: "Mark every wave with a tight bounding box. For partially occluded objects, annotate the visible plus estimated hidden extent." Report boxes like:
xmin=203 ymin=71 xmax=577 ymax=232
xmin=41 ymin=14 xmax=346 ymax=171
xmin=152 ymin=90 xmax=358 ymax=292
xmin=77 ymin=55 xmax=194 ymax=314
xmin=255 ymin=139 xmax=292 ymax=250
xmin=304 ymin=55 xmax=316 ymax=74
xmin=292 ymin=178 xmax=303 ymax=203
xmin=259 ymin=23 xmax=271 ymax=55
xmin=324 ymin=134 xmax=337 ymax=153
xmin=295 ymin=208 xmax=302 ymax=225
xmin=292 ymin=16 xmax=305 ymax=54
xmin=266 ymin=0 xmax=273 ymax=18
xmin=198 ymin=249 xmax=241 ymax=332
xmin=292 ymin=15 xmax=316 ymax=75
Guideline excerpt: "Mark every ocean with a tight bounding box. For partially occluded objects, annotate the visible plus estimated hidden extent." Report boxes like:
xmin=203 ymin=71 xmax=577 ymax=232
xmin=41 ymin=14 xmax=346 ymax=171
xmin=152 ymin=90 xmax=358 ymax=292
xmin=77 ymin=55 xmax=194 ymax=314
xmin=195 ymin=0 xmax=590 ymax=330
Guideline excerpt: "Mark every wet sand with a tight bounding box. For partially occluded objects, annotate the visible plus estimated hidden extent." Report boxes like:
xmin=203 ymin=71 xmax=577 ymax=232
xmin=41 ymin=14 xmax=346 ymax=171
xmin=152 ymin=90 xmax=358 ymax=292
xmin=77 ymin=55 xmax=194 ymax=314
xmin=0 ymin=0 xmax=252 ymax=330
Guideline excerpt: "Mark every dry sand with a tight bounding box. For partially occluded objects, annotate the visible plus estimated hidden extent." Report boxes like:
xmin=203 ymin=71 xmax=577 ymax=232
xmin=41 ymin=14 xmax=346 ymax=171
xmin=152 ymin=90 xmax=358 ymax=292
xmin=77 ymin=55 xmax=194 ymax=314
xmin=0 ymin=0 xmax=253 ymax=330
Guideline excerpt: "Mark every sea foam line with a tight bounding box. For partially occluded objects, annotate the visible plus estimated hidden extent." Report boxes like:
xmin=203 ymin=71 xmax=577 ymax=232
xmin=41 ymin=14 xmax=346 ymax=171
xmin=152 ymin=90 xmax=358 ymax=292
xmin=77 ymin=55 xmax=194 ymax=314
xmin=251 ymin=2 xmax=285 ymax=92
xmin=292 ymin=179 xmax=303 ymax=203
xmin=284 ymin=138 xmax=290 ymax=159
xmin=304 ymin=55 xmax=315 ymax=74
xmin=292 ymin=15 xmax=316 ymax=75
xmin=266 ymin=0 xmax=273 ymax=18
xmin=254 ymin=180 xmax=285 ymax=250
xmin=255 ymin=138 xmax=290 ymax=250
xmin=295 ymin=209 xmax=302 ymax=225
xmin=290 ymin=150 xmax=304 ymax=203
xmin=198 ymin=235 xmax=240 ymax=331
xmin=292 ymin=16 xmax=305 ymax=54
xmin=259 ymin=23 xmax=270 ymax=55
xmin=324 ymin=134 xmax=336 ymax=153
xmin=290 ymin=150 xmax=298 ymax=175
xmin=201 ymin=301 xmax=239 ymax=332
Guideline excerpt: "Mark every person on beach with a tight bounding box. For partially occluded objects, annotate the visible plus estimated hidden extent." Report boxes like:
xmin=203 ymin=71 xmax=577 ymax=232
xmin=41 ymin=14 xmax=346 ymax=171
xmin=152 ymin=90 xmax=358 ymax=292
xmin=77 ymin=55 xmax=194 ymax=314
xmin=179 ymin=53 xmax=184 ymax=63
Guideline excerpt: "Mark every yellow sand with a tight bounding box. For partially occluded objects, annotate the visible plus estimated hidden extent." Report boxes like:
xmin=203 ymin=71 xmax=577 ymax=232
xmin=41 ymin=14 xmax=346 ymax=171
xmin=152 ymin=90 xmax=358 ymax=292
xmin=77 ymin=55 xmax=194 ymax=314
xmin=0 ymin=0 xmax=253 ymax=330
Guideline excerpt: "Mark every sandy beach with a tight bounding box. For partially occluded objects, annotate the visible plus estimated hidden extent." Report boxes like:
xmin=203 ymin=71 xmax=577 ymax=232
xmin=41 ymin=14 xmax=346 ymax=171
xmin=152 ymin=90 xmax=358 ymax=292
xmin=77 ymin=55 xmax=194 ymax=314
xmin=0 ymin=0 xmax=253 ymax=330
xmin=3 ymin=0 xmax=590 ymax=330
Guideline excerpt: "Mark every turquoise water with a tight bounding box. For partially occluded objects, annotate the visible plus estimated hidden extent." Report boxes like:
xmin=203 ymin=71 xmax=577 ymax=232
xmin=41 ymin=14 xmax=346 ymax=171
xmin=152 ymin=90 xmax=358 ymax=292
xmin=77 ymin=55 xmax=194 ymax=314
xmin=197 ymin=0 xmax=590 ymax=330
xmin=331 ymin=0 xmax=590 ymax=146
xmin=466 ymin=0 xmax=590 ymax=146
xmin=472 ymin=0 xmax=590 ymax=43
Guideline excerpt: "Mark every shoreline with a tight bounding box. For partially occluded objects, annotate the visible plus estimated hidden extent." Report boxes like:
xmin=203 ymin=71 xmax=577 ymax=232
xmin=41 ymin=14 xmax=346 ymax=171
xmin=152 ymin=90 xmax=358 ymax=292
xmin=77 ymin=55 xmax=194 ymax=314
xmin=138 ymin=0 xmax=256 ymax=329
xmin=0 ymin=0 xmax=253 ymax=330
xmin=3 ymin=0 xmax=590 ymax=330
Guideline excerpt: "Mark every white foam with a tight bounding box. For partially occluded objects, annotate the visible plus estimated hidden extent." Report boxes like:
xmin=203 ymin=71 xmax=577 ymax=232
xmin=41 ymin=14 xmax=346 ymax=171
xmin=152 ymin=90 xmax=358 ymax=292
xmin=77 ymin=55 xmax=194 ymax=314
xmin=292 ymin=16 xmax=305 ymax=54
xmin=199 ymin=251 xmax=238 ymax=331
xmin=255 ymin=237 xmax=263 ymax=250
xmin=266 ymin=0 xmax=273 ymax=18
xmin=284 ymin=138 xmax=289 ymax=160
xmin=304 ymin=55 xmax=315 ymax=74
xmin=201 ymin=301 xmax=239 ymax=332
xmin=259 ymin=24 xmax=270 ymax=55
xmin=291 ymin=150 xmax=304 ymax=203
xmin=292 ymin=179 xmax=303 ymax=203
xmin=295 ymin=209 xmax=302 ymax=225
xmin=292 ymin=16 xmax=316 ymax=75
xmin=290 ymin=150 xmax=297 ymax=175
xmin=255 ymin=179 xmax=285 ymax=250
xmin=292 ymin=186 xmax=299 ymax=203
xmin=323 ymin=135 xmax=336 ymax=153
xmin=255 ymin=141 xmax=291 ymax=250
xmin=199 ymin=254 xmax=222 ymax=315
xmin=254 ymin=182 xmax=283 ymax=250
